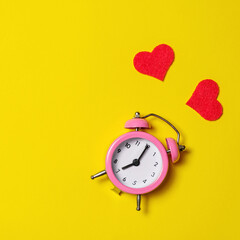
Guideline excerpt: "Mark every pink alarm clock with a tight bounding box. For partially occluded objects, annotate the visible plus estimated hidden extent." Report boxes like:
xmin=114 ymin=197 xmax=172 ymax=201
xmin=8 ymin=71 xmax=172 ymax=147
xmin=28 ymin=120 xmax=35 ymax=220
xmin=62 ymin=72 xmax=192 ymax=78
xmin=91 ymin=112 xmax=185 ymax=211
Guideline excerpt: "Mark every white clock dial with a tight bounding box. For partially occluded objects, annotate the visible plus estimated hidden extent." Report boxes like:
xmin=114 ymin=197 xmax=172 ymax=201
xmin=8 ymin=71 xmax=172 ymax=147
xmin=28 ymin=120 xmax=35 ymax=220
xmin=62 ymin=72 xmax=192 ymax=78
xmin=111 ymin=137 xmax=163 ymax=189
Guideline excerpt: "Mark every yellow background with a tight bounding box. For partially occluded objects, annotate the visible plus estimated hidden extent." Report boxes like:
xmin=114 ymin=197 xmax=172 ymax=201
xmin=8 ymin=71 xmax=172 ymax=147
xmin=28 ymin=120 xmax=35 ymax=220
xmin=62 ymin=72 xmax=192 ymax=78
xmin=0 ymin=0 xmax=239 ymax=239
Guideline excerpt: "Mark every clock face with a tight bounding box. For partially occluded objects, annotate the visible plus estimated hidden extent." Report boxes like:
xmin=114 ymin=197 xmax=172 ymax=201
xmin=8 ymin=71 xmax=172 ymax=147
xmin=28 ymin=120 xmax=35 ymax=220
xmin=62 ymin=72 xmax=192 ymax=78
xmin=111 ymin=137 xmax=163 ymax=189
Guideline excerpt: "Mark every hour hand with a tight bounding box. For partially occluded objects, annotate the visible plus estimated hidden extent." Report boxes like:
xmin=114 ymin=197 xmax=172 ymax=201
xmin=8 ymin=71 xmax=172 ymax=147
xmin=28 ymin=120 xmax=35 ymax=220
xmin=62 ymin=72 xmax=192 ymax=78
xmin=122 ymin=159 xmax=139 ymax=170
xmin=122 ymin=163 xmax=134 ymax=170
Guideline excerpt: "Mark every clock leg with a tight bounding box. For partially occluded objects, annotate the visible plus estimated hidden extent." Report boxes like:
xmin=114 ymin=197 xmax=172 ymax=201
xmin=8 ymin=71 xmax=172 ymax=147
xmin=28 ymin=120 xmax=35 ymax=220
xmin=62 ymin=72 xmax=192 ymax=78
xmin=136 ymin=194 xmax=141 ymax=211
xmin=91 ymin=170 xmax=106 ymax=179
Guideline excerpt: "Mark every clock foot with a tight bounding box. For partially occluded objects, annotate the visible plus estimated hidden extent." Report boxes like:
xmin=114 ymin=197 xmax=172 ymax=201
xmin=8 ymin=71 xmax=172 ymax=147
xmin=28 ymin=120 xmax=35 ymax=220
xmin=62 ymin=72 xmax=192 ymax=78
xmin=136 ymin=194 xmax=141 ymax=211
xmin=91 ymin=170 xmax=106 ymax=179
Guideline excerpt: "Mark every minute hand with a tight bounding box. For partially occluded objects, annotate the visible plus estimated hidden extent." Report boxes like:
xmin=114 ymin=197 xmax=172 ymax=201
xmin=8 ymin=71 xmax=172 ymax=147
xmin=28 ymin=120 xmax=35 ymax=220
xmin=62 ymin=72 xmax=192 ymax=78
xmin=137 ymin=144 xmax=150 ymax=161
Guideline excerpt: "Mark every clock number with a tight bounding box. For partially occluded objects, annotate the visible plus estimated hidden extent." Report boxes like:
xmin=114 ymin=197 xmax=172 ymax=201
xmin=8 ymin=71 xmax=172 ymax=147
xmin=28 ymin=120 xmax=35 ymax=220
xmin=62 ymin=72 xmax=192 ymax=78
xmin=117 ymin=149 xmax=121 ymax=153
xmin=125 ymin=142 xmax=131 ymax=149
xmin=122 ymin=177 xmax=126 ymax=182
xmin=132 ymin=180 xmax=137 ymax=185
xmin=151 ymin=172 xmax=155 ymax=177
xmin=113 ymin=159 xmax=118 ymax=164
xmin=135 ymin=141 xmax=140 ymax=146
xmin=143 ymin=179 xmax=147 ymax=183
xmin=116 ymin=169 xmax=120 ymax=173
xmin=154 ymin=162 xmax=158 ymax=167
xmin=153 ymin=152 xmax=156 ymax=156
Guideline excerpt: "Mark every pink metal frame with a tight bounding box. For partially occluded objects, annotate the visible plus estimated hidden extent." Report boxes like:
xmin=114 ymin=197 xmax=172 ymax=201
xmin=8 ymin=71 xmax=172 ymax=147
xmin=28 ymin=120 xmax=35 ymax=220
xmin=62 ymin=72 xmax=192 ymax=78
xmin=105 ymin=131 xmax=169 ymax=195
xmin=166 ymin=138 xmax=180 ymax=163
xmin=124 ymin=118 xmax=150 ymax=129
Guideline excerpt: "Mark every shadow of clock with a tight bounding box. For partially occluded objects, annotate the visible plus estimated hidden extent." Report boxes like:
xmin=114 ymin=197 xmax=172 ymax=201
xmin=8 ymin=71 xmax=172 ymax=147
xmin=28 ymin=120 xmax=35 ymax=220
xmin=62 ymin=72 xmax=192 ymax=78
xmin=143 ymin=149 xmax=190 ymax=214
xmin=95 ymin=175 xmax=109 ymax=184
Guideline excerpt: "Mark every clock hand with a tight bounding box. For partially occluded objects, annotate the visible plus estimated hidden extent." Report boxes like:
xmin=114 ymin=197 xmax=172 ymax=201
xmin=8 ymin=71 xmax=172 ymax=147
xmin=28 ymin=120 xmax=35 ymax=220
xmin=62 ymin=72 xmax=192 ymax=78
xmin=122 ymin=144 xmax=150 ymax=170
xmin=137 ymin=144 xmax=150 ymax=161
xmin=122 ymin=159 xmax=139 ymax=170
